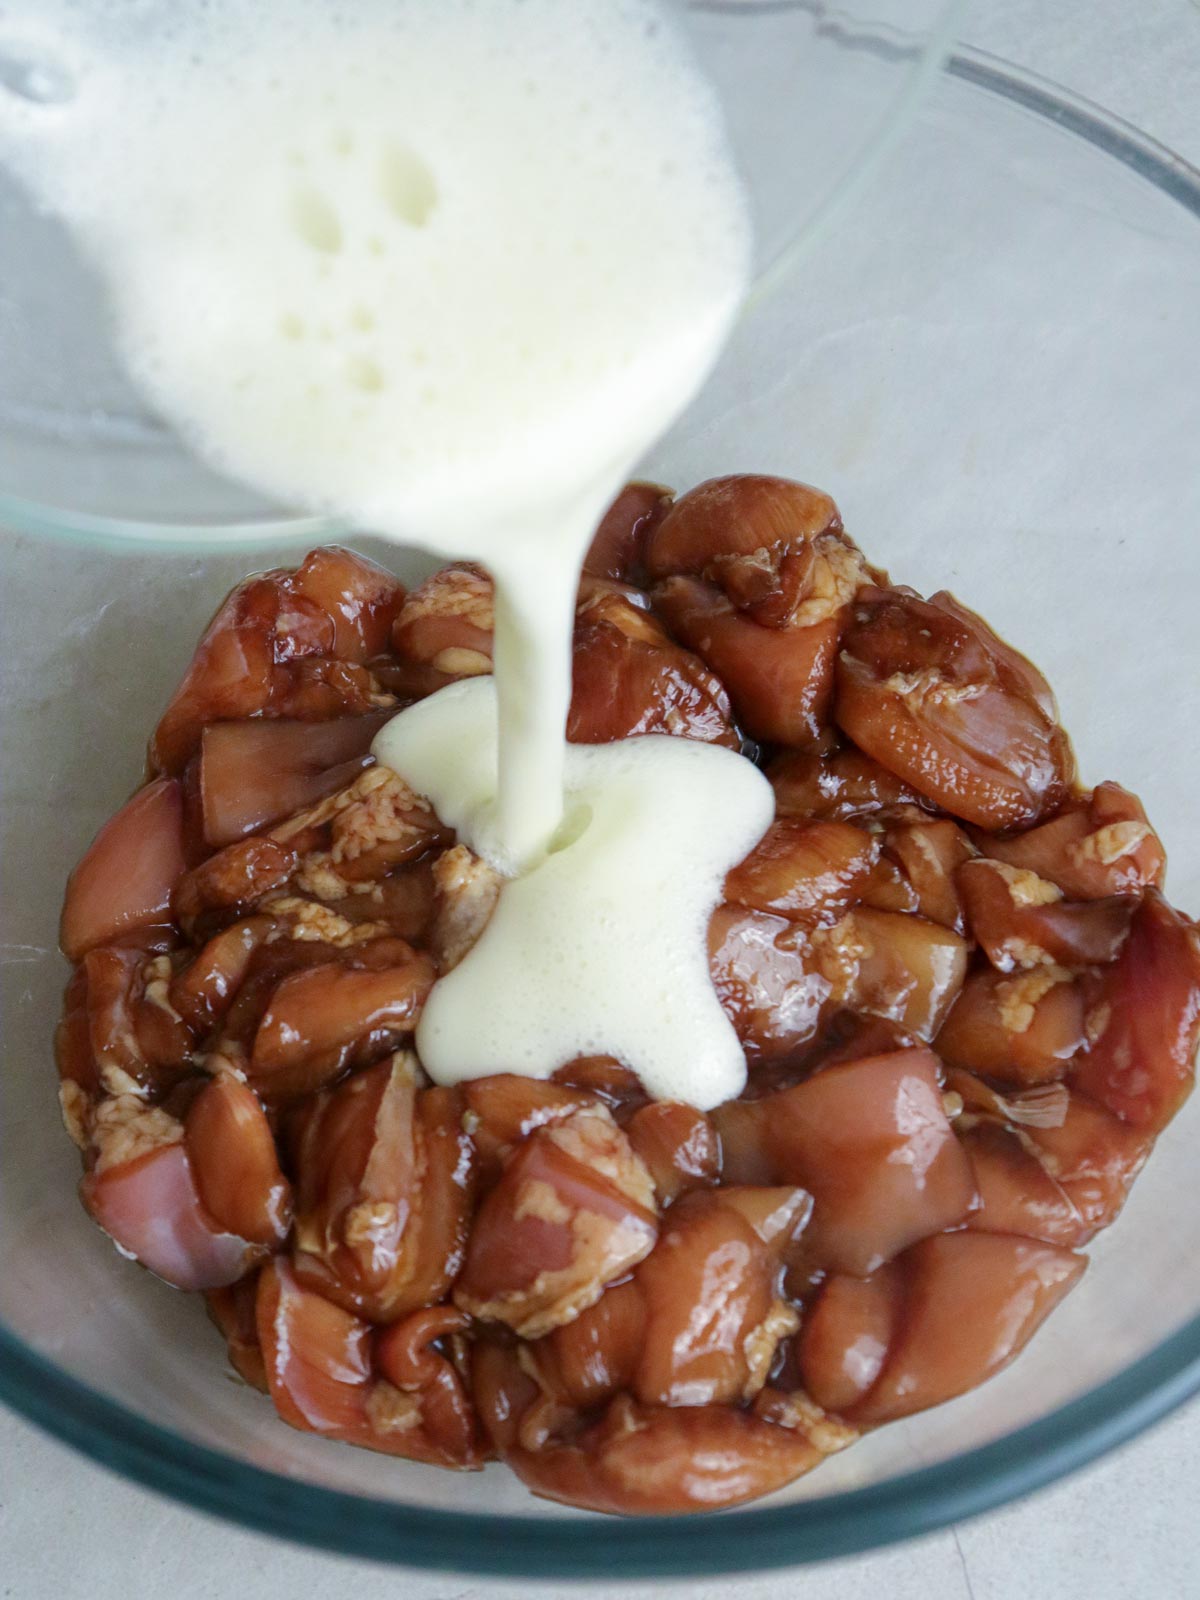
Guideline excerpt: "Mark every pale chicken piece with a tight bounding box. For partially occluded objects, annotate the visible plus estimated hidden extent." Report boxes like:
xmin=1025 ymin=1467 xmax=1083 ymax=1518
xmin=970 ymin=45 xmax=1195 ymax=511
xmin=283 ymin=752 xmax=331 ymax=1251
xmin=455 ymin=1106 xmax=658 ymax=1338
xmin=80 ymin=1092 xmax=275 ymax=1291
xmin=278 ymin=767 xmax=445 ymax=899
xmin=430 ymin=845 xmax=504 ymax=971
xmin=391 ymin=564 xmax=495 ymax=678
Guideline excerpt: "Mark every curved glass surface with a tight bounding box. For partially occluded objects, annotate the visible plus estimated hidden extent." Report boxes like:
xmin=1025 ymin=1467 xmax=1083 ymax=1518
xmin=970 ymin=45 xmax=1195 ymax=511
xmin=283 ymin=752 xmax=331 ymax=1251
xmin=4 ymin=1313 xmax=1200 ymax=1575
xmin=0 ymin=0 xmax=957 ymax=547
xmin=2 ymin=49 xmax=1200 ymax=1577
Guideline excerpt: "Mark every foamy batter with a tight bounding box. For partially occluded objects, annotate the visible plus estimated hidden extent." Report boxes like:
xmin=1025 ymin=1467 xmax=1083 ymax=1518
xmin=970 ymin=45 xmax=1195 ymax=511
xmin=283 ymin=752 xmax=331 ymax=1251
xmin=3 ymin=0 xmax=764 ymax=1103
xmin=375 ymin=678 xmax=773 ymax=1109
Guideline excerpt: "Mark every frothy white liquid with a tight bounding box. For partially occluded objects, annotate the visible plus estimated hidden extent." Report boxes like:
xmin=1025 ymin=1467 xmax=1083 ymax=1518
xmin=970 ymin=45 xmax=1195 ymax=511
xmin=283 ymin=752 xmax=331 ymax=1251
xmin=4 ymin=0 xmax=763 ymax=1102
xmin=375 ymin=679 xmax=773 ymax=1108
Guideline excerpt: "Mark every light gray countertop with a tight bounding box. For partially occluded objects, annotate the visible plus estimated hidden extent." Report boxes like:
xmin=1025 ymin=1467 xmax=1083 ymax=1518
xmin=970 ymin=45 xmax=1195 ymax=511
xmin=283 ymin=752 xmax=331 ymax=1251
xmin=4 ymin=2 xmax=1200 ymax=1595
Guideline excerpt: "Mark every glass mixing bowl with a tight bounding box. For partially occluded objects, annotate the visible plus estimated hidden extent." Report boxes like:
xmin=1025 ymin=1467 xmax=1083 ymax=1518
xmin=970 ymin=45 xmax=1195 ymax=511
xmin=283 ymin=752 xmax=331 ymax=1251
xmin=3 ymin=24 xmax=1200 ymax=1586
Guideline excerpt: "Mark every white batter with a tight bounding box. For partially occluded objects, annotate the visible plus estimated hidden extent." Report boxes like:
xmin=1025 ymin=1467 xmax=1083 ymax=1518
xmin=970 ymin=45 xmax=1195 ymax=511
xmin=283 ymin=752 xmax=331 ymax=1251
xmin=3 ymin=0 xmax=763 ymax=1103
xmin=375 ymin=678 xmax=773 ymax=1109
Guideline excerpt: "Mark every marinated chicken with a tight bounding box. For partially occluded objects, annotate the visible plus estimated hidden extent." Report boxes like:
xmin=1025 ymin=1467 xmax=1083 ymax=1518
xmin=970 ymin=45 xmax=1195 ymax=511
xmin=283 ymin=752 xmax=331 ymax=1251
xmin=55 ymin=476 xmax=1199 ymax=1514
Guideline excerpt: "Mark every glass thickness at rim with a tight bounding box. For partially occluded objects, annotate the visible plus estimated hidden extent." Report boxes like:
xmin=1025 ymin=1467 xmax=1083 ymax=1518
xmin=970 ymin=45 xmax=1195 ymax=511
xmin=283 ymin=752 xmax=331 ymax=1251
xmin=3 ymin=52 xmax=1200 ymax=1577
xmin=2 ymin=1313 xmax=1200 ymax=1576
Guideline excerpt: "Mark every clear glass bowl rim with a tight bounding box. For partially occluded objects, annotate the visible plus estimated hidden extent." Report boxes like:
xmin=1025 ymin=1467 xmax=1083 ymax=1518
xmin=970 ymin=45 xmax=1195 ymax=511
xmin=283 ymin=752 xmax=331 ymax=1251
xmin=3 ymin=48 xmax=1200 ymax=1578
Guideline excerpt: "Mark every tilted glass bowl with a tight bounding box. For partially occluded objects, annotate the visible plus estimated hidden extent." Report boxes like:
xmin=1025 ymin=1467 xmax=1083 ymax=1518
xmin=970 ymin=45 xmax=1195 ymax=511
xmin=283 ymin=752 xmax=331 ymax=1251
xmin=3 ymin=11 xmax=1200 ymax=1580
